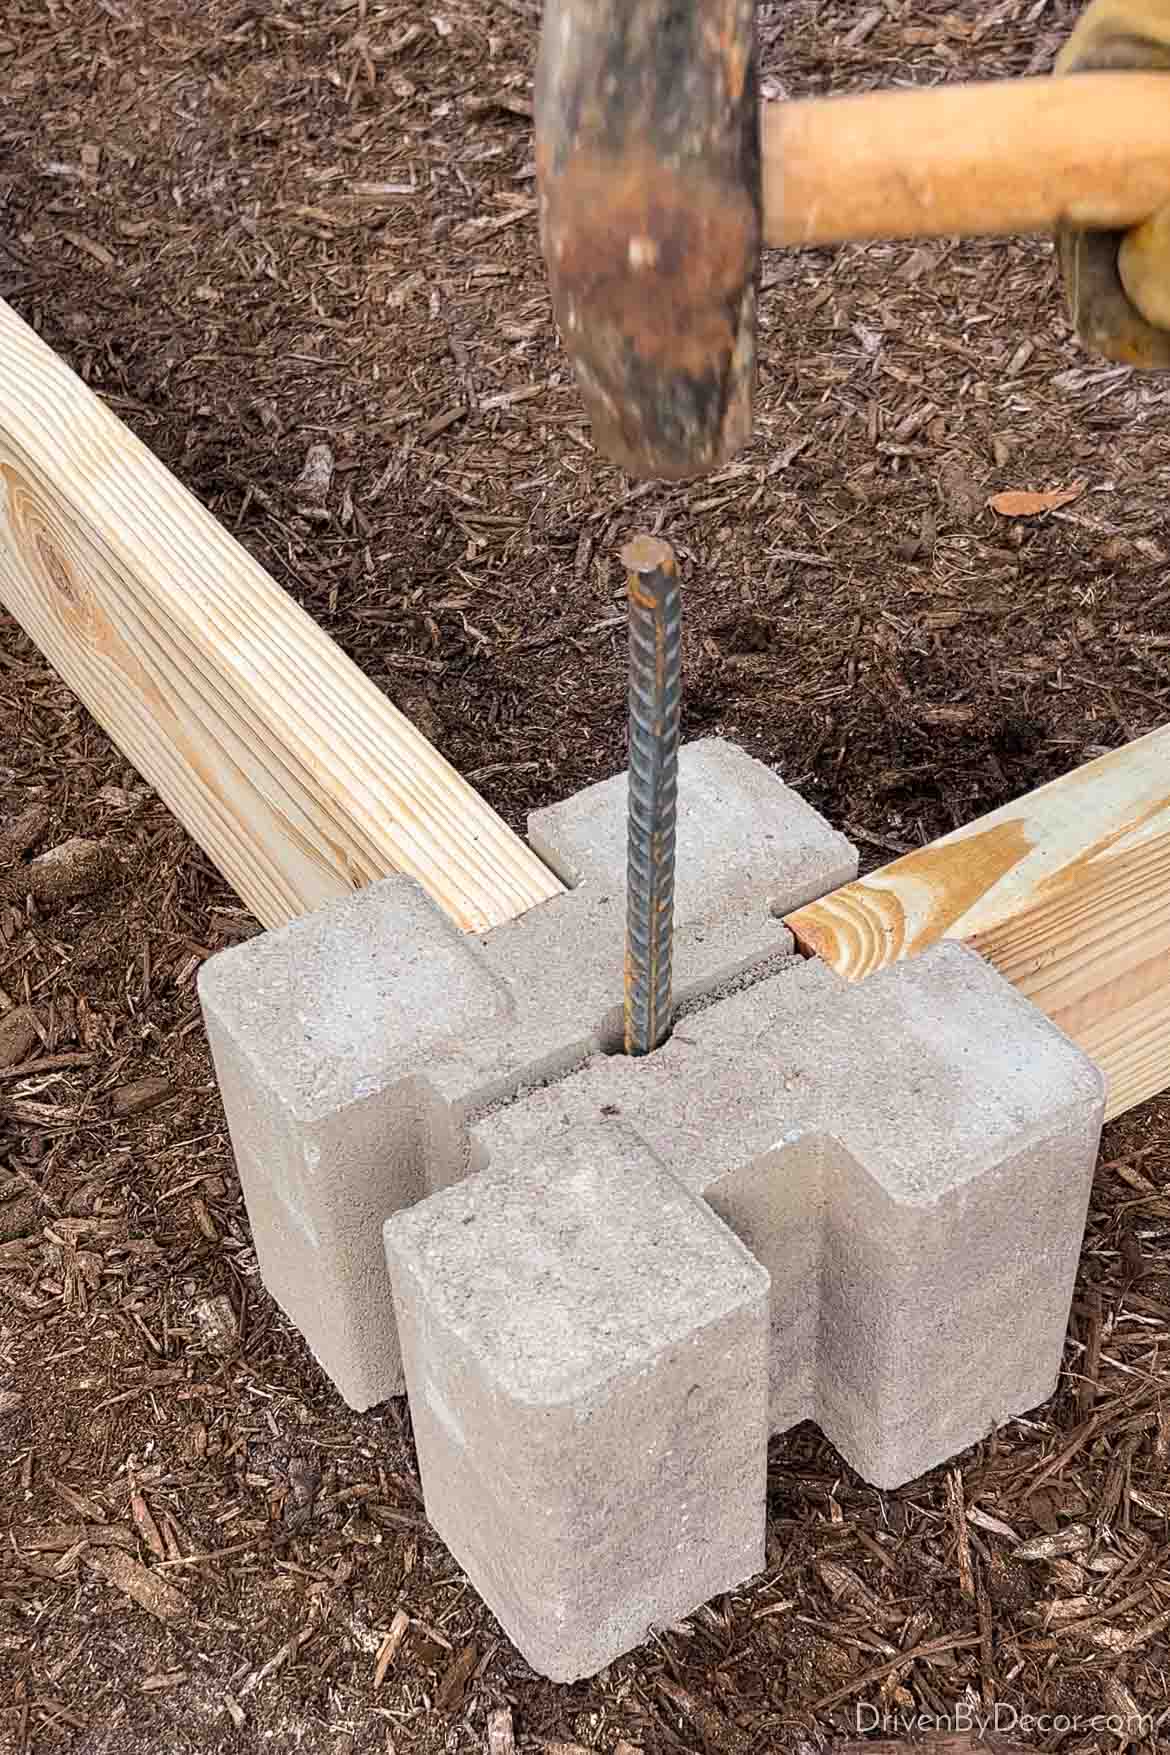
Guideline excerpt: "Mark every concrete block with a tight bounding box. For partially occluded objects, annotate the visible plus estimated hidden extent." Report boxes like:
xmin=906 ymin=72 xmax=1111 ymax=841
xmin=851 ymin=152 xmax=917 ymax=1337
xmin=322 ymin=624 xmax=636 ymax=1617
xmin=527 ymin=738 xmax=856 ymax=1009
xmin=481 ymin=739 xmax=854 ymax=1060
xmin=384 ymin=1121 xmax=769 ymax=1682
xmin=473 ymin=941 xmax=1105 ymax=1488
xmin=199 ymin=738 xmax=855 ymax=1408
xmin=198 ymin=881 xmax=511 ymax=1408
xmin=198 ymin=727 xmax=1107 ymax=1679
xmin=810 ymin=947 xmax=1106 ymax=1486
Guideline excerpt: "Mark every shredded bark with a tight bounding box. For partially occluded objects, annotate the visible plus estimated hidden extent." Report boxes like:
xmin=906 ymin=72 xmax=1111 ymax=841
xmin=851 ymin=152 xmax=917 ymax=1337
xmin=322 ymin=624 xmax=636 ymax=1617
xmin=2 ymin=2 xmax=1170 ymax=1752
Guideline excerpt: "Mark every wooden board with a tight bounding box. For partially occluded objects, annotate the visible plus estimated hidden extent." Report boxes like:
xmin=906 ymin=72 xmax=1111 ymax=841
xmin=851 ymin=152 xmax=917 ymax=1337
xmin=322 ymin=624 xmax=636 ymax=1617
xmin=785 ymin=727 xmax=1170 ymax=1120
xmin=766 ymin=72 xmax=1170 ymax=248
xmin=0 ymin=298 xmax=564 ymax=934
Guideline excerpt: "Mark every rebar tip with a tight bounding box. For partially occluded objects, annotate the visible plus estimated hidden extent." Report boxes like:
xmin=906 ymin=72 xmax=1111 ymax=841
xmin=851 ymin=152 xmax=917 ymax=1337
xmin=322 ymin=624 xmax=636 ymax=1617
xmin=620 ymin=534 xmax=676 ymax=576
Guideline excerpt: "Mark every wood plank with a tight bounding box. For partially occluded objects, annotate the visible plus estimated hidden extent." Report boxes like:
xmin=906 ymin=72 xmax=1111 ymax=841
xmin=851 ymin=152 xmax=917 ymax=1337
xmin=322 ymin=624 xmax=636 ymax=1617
xmin=0 ymin=297 xmax=564 ymax=933
xmin=785 ymin=727 xmax=1170 ymax=1120
xmin=766 ymin=72 xmax=1170 ymax=248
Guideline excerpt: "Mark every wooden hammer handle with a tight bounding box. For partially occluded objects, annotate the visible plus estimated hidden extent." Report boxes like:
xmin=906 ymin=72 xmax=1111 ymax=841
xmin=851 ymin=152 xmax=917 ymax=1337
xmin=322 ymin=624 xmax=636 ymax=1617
xmin=765 ymin=72 xmax=1170 ymax=247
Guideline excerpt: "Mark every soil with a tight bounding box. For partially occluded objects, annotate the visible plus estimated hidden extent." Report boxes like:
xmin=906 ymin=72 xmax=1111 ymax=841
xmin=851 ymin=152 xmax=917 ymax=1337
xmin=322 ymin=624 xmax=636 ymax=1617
xmin=2 ymin=1 xmax=1170 ymax=1751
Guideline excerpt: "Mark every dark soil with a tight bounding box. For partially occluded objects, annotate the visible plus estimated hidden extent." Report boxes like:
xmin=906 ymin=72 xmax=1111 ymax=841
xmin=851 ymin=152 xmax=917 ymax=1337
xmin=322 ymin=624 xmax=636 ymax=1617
xmin=2 ymin=2 xmax=1170 ymax=1752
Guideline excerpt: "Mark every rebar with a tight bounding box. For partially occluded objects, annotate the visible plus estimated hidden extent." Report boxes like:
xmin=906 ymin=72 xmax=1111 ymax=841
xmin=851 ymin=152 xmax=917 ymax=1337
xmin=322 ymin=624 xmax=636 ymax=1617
xmin=622 ymin=534 xmax=682 ymax=1057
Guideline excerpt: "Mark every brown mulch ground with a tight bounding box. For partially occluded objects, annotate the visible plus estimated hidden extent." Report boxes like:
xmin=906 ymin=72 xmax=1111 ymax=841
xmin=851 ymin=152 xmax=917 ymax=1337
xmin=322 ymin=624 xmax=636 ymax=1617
xmin=3 ymin=1 xmax=1170 ymax=1751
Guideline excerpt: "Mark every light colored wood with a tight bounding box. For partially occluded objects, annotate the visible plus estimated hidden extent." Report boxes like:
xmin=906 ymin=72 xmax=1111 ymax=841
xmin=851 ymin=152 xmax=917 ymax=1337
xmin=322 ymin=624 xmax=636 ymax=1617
xmin=0 ymin=297 xmax=564 ymax=933
xmin=765 ymin=72 xmax=1170 ymax=248
xmin=785 ymin=726 xmax=1170 ymax=1121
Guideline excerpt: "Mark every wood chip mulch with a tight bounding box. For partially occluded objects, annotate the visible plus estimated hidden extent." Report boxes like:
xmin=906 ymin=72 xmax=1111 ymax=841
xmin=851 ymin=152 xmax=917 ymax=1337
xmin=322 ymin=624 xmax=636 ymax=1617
xmin=2 ymin=1 xmax=1169 ymax=1751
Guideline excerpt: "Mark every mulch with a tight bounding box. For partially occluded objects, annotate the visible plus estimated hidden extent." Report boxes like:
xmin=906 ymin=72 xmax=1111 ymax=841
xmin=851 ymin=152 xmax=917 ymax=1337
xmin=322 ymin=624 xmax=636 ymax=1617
xmin=2 ymin=1 xmax=1170 ymax=1750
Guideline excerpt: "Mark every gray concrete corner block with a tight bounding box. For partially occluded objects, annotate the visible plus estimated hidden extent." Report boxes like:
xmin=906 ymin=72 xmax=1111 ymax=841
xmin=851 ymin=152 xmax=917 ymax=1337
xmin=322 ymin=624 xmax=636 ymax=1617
xmin=198 ymin=738 xmax=855 ymax=1412
xmin=196 ymin=728 xmax=1108 ymax=1682
xmin=384 ymin=1121 xmax=769 ymax=1683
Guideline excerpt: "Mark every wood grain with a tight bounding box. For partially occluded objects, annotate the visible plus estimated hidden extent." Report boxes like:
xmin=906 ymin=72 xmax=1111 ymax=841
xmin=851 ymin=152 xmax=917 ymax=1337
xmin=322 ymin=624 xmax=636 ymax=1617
xmin=766 ymin=72 xmax=1170 ymax=247
xmin=0 ymin=297 xmax=564 ymax=933
xmin=786 ymin=727 xmax=1170 ymax=1120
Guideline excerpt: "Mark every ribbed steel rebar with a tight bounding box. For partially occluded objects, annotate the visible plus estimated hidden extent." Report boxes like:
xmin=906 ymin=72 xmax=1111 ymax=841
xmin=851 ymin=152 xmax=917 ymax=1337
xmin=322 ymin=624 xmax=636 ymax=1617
xmin=622 ymin=534 xmax=682 ymax=1057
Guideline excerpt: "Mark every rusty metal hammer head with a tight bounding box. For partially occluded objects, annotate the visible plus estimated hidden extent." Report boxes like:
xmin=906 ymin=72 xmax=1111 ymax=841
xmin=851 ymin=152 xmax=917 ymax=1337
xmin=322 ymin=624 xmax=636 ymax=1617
xmin=535 ymin=0 xmax=761 ymax=482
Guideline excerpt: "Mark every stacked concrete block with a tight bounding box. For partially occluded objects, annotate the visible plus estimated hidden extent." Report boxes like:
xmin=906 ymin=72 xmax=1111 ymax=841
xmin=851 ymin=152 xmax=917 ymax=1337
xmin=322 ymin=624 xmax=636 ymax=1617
xmin=198 ymin=739 xmax=856 ymax=1409
xmin=198 ymin=734 xmax=1107 ymax=1681
xmin=385 ymin=1122 xmax=769 ymax=1682
xmin=471 ymin=942 xmax=1106 ymax=1488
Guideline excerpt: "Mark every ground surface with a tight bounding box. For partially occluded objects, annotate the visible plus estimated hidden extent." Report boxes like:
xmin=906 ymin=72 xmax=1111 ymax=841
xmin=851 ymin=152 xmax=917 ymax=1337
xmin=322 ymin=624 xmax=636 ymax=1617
xmin=2 ymin=1 xmax=1170 ymax=1750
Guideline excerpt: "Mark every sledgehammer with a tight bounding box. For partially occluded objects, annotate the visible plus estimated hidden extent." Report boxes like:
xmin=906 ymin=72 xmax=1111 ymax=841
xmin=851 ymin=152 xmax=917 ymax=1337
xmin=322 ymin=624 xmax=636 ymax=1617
xmin=535 ymin=0 xmax=1170 ymax=481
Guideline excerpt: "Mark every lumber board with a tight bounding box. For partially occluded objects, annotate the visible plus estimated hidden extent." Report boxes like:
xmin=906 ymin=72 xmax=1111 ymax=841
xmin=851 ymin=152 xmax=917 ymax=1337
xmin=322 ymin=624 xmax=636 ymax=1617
xmin=0 ymin=297 xmax=564 ymax=934
xmin=785 ymin=727 xmax=1170 ymax=1121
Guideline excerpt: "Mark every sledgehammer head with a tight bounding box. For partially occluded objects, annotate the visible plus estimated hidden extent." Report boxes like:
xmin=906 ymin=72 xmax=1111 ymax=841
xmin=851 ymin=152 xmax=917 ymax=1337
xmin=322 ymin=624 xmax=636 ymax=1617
xmin=535 ymin=0 xmax=761 ymax=482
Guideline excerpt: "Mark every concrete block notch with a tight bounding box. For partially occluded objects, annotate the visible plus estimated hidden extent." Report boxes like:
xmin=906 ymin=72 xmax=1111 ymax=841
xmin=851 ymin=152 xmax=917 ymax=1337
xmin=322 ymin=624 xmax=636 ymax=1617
xmin=198 ymin=735 xmax=1106 ymax=1681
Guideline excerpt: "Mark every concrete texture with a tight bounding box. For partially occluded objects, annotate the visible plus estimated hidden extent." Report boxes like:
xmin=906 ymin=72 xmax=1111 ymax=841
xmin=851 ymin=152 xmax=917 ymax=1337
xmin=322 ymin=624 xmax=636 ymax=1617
xmin=199 ymin=733 xmax=1107 ymax=1679
xmin=385 ymin=1122 xmax=769 ymax=1682
xmin=473 ymin=942 xmax=1106 ymax=1488
xmin=198 ymin=738 xmax=855 ymax=1408
xmin=198 ymin=881 xmax=511 ymax=1409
